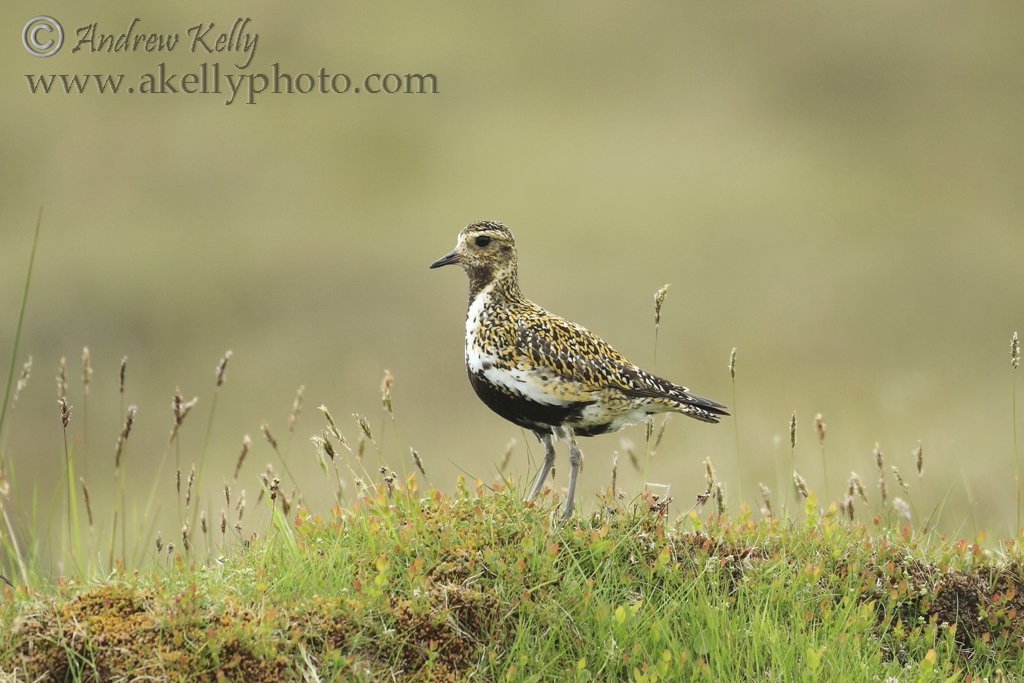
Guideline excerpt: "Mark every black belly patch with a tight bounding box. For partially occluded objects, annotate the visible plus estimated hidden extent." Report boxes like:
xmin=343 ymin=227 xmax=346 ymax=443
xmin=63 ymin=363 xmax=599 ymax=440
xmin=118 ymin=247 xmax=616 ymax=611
xmin=469 ymin=371 xmax=593 ymax=434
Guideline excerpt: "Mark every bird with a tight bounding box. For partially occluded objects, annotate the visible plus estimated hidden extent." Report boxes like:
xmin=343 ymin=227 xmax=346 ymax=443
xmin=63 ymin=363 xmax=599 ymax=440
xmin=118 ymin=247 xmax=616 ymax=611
xmin=430 ymin=220 xmax=728 ymax=520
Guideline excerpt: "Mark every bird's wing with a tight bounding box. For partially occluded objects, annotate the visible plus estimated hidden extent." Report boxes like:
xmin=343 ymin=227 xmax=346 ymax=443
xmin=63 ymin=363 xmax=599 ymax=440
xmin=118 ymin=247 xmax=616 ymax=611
xmin=514 ymin=310 xmax=729 ymax=419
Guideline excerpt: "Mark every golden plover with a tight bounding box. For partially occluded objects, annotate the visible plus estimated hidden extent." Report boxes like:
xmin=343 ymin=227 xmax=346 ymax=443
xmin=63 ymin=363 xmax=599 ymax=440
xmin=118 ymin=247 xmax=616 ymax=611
xmin=430 ymin=220 xmax=727 ymax=520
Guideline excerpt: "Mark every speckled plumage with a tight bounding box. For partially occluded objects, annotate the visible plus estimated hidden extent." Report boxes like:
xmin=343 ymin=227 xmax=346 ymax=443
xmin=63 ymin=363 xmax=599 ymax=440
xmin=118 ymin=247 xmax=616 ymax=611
xmin=431 ymin=220 xmax=727 ymax=518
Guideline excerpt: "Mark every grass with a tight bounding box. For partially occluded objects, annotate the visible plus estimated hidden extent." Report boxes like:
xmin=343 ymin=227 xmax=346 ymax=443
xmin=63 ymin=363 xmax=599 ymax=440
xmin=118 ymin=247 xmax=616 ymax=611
xmin=2 ymin=484 xmax=1024 ymax=681
xmin=2 ymin=220 xmax=1024 ymax=681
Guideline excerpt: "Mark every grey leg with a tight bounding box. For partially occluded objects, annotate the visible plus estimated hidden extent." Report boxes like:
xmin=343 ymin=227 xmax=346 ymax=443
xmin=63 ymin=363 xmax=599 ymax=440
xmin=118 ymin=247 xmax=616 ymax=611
xmin=561 ymin=431 xmax=583 ymax=521
xmin=526 ymin=433 xmax=556 ymax=502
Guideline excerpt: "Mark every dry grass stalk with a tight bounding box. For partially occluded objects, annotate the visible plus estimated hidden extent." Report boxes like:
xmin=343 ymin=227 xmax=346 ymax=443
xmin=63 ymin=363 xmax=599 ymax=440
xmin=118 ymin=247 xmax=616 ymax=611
xmin=58 ymin=396 xmax=70 ymax=429
xmin=624 ymin=439 xmax=639 ymax=471
xmin=12 ymin=356 xmax=32 ymax=405
xmin=499 ymin=438 xmax=516 ymax=473
xmin=793 ymin=471 xmax=809 ymax=499
xmin=169 ymin=388 xmax=198 ymax=444
xmin=841 ymin=496 xmax=855 ymax=521
xmin=652 ymin=416 xmax=671 ymax=452
xmin=80 ymin=477 xmax=93 ymax=527
xmin=288 ymin=385 xmax=305 ymax=433
xmin=114 ymin=406 xmax=138 ymax=469
xmin=381 ymin=369 xmax=395 ymax=416
xmin=410 ymin=448 xmax=426 ymax=476
xmin=893 ymin=497 xmax=911 ymax=522
xmin=215 ymin=350 xmax=233 ymax=387
xmin=233 ymin=435 xmax=251 ymax=480
xmin=260 ymin=423 xmax=279 ymax=452
xmin=848 ymin=472 xmax=868 ymax=503
xmin=185 ymin=464 xmax=196 ymax=508
xmin=81 ymin=347 xmax=92 ymax=396
xmin=611 ymin=452 xmax=618 ymax=497
xmin=713 ymin=481 xmax=726 ymax=515
xmin=758 ymin=483 xmax=774 ymax=518
xmin=890 ymin=466 xmax=909 ymax=494
xmin=353 ymin=413 xmax=373 ymax=441
xmin=56 ymin=356 xmax=67 ymax=401
xmin=653 ymin=284 xmax=671 ymax=331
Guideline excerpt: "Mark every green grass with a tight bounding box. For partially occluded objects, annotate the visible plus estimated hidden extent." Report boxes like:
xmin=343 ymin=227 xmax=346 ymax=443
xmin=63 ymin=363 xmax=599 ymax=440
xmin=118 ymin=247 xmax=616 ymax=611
xmin=1 ymin=481 xmax=1022 ymax=682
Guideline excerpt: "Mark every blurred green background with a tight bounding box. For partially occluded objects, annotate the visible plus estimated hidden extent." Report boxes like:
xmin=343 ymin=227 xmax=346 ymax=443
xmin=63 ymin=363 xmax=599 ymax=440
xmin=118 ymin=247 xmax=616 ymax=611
xmin=2 ymin=2 xmax=1023 ymax=548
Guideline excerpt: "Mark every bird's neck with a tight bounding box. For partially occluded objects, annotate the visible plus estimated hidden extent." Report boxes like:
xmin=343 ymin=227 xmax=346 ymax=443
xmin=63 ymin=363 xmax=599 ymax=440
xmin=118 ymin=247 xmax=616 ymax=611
xmin=467 ymin=267 xmax=522 ymax=307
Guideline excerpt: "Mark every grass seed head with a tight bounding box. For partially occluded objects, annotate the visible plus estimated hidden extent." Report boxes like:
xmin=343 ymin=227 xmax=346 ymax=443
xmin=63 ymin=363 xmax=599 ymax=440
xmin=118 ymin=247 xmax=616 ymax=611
xmin=815 ymin=413 xmax=826 ymax=446
xmin=793 ymin=471 xmax=808 ymax=499
xmin=381 ymin=369 xmax=395 ymax=415
xmin=874 ymin=443 xmax=884 ymax=472
xmin=185 ymin=464 xmax=196 ymax=507
xmin=81 ymin=347 xmax=92 ymax=395
xmin=842 ymin=495 xmax=855 ymax=521
xmin=155 ymin=532 xmax=163 ymax=553
xmin=119 ymin=356 xmax=127 ymax=395
xmin=878 ymin=475 xmax=888 ymax=504
xmin=652 ymin=415 xmax=671 ymax=452
xmin=713 ymin=481 xmax=726 ymax=515
xmin=169 ymin=388 xmax=198 ymax=443
xmin=56 ymin=356 xmax=67 ymax=401
xmin=1013 ymin=331 xmax=1020 ymax=370
xmin=499 ymin=438 xmax=516 ymax=473
xmin=410 ymin=448 xmax=426 ymax=476
xmin=703 ymin=457 xmax=716 ymax=490
xmin=200 ymin=510 xmax=208 ymax=536
xmin=220 ymin=509 xmax=227 ymax=535
xmin=233 ymin=435 xmax=251 ymax=480
xmin=80 ymin=477 xmax=93 ymax=527
xmin=114 ymin=405 xmax=138 ymax=469
xmin=893 ymin=497 xmax=911 ymax=521
xmin=890 ymin=465 xmax=909 ymax=494
xmin=224 ymin=480 xmax=230 ymax=507
xmin=13 ymin=355 xmax=32 ymax=404
xmin=181 ymin=524 xmax=190 ymax=552
xmin=653 ymin=283 xmax=671 ymax=330
xmin=58 ymin=396 xmax=71 ymax=429
xmin=352 ymin=413 xmax=373 ymax=441
xmin=611 ymin=452 xmax=618 ymax=495
xmin=914 ymin=441 xmax=924 ymax=477
xmin=215 ymin=350 xmax=233 ymax=387
xmin=849 ymin=472 xmax=868 ymax=503
xmin=260 ymin=423 xmax=279 ymax=452
xmin=288 ymin=385 xmax=305 ymax=433
xmin=729 ymin=347 xmax=736 ymax=380
xmin=789 ymin=412 xmax=797 ymax=449
xmin=758 ymin=482 xmax=774 ymax=518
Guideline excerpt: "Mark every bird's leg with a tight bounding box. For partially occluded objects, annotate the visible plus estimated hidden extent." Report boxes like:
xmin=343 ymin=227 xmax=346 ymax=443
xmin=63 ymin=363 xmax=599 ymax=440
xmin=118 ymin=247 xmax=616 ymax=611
xmin=561 ymin=431 xmax=583 ymax=521
xmin=526 ymin=433 xmax=556 ymax=502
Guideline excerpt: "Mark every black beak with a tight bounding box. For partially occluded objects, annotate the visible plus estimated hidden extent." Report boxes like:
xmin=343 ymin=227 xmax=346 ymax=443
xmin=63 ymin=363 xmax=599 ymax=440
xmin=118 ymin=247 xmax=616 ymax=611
xmin=429 ymin=250 xmax=461 ymax=269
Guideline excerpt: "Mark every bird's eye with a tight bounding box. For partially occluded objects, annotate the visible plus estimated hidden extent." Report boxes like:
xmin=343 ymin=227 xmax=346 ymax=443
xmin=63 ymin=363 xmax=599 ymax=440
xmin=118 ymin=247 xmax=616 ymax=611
xmin=475 ymin=235 xmax=492 ymax=247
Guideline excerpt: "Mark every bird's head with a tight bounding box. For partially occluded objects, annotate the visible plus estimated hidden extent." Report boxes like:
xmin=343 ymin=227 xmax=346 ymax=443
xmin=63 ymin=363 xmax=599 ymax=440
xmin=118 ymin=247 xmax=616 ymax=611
xmin=430 ymin=221 xmax=519 ymax=291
